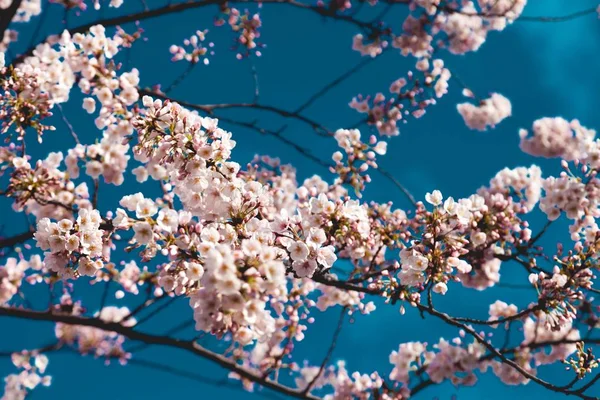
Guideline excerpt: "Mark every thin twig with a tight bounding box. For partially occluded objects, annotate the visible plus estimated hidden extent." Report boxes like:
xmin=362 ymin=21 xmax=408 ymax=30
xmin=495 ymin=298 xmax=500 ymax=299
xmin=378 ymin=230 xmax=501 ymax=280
xmin=303 ymin=308 xmax=346 ymax=394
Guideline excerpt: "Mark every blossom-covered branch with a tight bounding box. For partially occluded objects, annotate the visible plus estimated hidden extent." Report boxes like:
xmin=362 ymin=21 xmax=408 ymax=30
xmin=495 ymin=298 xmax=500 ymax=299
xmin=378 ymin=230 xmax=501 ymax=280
xmin=2 ymin=0 xmax=600 ymax=399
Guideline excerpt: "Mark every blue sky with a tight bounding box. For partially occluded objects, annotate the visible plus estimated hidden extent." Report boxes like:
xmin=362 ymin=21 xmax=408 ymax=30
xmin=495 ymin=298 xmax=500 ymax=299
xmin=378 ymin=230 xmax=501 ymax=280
xmin=2 ymin=0 xmax=600 ymax=399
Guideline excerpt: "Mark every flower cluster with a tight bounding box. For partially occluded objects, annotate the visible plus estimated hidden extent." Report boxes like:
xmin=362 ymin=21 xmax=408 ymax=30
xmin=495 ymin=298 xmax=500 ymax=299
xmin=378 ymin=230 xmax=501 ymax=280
xmin=519 ymin=117 xmax=597 ymax=163
xmin=540 ymin=175 xmax=600 ymax=223
xmin=352 ymin=33 xmax=388 ymax=58
xmin=392 ymin=14 xmax=432 ymax=58
xmin=478 ymin=0 xmax=527 ymax=30
xmin=65 ymin=138 xmax=131 ymax=186
xmin=217 ymin=7 xmax=263 ymax=59
xmin=19 ymin=24 xmax=140 ymax=125
xmin=389 ymin=341 xmax=430 ymax=384
xmin=0 ymin=64 xmax=55 ymax=142
xmin=3 ymin=0 xmax=42 ymax=23
xmin=393 ymin=190 xmax=494 ymax=293
xmin=314 ymin=360 xmax=384 ymax=399
xmin=0 ymin=258 xmax=29 ymax=305
xmin=170 ymin=30 xmax=214 ymax=65
xmin=2 ymin=351 xmax=50 ymax=400
xmin=350 ymin=59 xmax=451 ymax=136
xmin=457 ymin=93 xmax=512 ymax=131
xmin=483 ymin=165 xmax=543 ymax=213
xmin=388 ymin=0 xmax=526 ymax=59
xmin=49 ymin=0 xmax=124 ymax=11
xmin=6 ymin=152 xmax=91 ymax=221
xmin=34 ymin=209 xmax=106 ymax=278
xmin=55 ymin=302 xmax=135 ymax=364
xmin=522 ymin=313 xmax=580 ymax=363
xmin=528 ymin=254 xmax=592 ymax=332
xmin=426 ymin=337 xmax=485 ymax=385
xmin=331 ymin=128 xmax=387 ymax=195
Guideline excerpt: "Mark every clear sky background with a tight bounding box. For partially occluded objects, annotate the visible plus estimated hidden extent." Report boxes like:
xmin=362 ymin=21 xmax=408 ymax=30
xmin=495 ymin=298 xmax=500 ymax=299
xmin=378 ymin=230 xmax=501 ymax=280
xmin=2 ymin=0 xmax=600 ymax=399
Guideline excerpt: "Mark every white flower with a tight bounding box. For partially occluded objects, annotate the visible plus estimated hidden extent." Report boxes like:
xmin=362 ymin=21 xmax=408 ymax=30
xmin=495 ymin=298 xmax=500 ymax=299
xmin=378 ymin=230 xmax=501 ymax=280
xmin=241 ymin=239 xmax=262 ymax=257
xmin=454 ymin=204 xmax=472 ymax=224
xmin=528 ymin=273 xmax=539 ymax=285
xmin=65 ymin=235 xmax=80 ymax=252
xmin=133 ymin=222 xmax=154 ymax=244
xmin=317 ymin=246 xmax=337 ymax=268
xmin=48 ymin=235 xmax=66 ymax=253
xmin=142 ymin=95 xmax=154 ymax=107
xmin=186 ymin=261 xmax=204 ymax=281
xmin=157 ymin=209 xmax=179 ymax=232
xmin=404 ymin=254 xmax=429 ymax=272
xmin=425 ymin=190 xmax=443 ymax=206
xmin=215 ymin=276 xmax=241 ymax=295
xmin=85 ymin=160 xmax=103 ymax=179
xmin=235 ymin=327 xmax=254 ymax=346
xmin=456 ymin=260 xmax=472 ymax=274
xmin=443 ymin=197 xmax=456 ymax=214
xmin=96 ymin=87 xmax=113 ymax=105
xmin=398 ymin=269 xmax=425 ymax=286
xmin=471 ymin=232 xmax=487 ymax=247
xmin=111 ymin=209 xmax=130 ymax=230
xmin=136 ymin=198 xmax=158 ymax=218
xmin=200 ymin=227 xmax=220 ymax=243
xmin=373 ymin=141 xmax=387 ymax=155
xmin=552 ymin=273 xmax=568 ymax=287
xmin=292 ymin=259 xmax=318 ymax=278
xmin=132 ymin=166 xmax=149 ymax=183
xmin=78 ymin=257 xmax=99 ymax=276
xmin=288 ymin=241 xmax=309 ymax=261
xmin=119 ymin=193 xmax=144 ymax=211
xmin=82 ymin=97 xmax=96 ymax=114
xmin=23 ymin=373 xmax=41 ymax=390
xmin=77 ymin=209 xmax=101 ymax=231
xmin=433 ymin=282 xmax=448 ymax=295
xmin=307 ymin=228 xmax=326 ymax=247
xmin=34 ymin=355 xmax=49 ymax=373
xmin=12 ymin=157 xmax=30 ymax=169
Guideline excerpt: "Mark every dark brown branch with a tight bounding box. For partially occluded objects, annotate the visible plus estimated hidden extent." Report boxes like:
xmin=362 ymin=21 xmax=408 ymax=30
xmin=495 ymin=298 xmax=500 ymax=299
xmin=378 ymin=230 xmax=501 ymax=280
xmin=0 ymin=306 xmax=320 ymax=400
xmin=138 ymin=88 xmax=332 ymax=169
xmin=303 ymin=307 xmax=346 ymax=394
xmin=216 ymin=115 xmax=331 ymax=169
xmin=0 ymin=229 xmax=34 ymax=249
xmin=55 ymin=103 xmax=80 ymax=144
xmin=311 ymin=272 xmax=384 ymax=296
xmin=139 ymin=88 xmax=331 ymax=137
xmin=0 ymin=217 xmax=114 ymax=250
xmin=451 ymin=304 xmax=542 ymax=326
xmin=127 ymin=358 xmax=284 ymax=400
xmin=128 ymin=358 xmax=234 ymax=390
xmin=377 ymin=167 xmax=418 ymax=208
xmin=528 ymin=220 xmax=552 ymax=247
xmin=417 ymin=303 xmax=598 ymax=400
xmin=0 ymin=341 xmax=61 ymax=357
xmin=134 ymin=295 xmax=180 ymax=326
xmin=0 ymin=0 xmax=23 ymax=45
xmin=11 ymin=0 xmax=381 ymax=66
xmin=294 ymin=53 xmax=382 ymax=114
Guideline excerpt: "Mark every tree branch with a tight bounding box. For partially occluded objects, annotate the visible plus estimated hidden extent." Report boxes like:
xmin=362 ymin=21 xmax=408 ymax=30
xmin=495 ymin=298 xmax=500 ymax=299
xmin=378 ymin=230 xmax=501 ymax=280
xmin=11 ymin=0 xmax=381 ymax=66
xmin=0 ymin=229 xmax=34 ymax=249
xmin=0 ymin=306 xmax=321 ymax=400
xmin=0 ymin=0 xmax=23 ymax=45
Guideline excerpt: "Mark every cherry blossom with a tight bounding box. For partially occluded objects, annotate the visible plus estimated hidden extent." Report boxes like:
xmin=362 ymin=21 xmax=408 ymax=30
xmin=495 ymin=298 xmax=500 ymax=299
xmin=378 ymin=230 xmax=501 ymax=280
xmin=0 ymin=2 xmax=599 ymax=400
